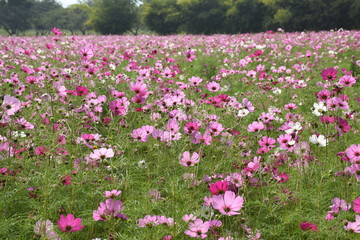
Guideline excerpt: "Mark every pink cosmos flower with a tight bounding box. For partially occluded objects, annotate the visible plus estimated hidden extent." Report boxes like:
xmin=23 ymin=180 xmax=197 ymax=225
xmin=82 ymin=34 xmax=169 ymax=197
xmin=184 ymin=219 xmax=209 ymax=238
xmin=61 ymin=174 xmax=72 ymax=185
xmin=330 ymin=197 xmax=351 ymax=212
xmin=57 ymin=214 xmax=84 ymax=232
xmin=131 ymin=128 xmax=149 ymax=142
xmin=346 ymin=144 xmax=360 ymax=163
xmin=206 ymin=81 xmax=221 ymax=92
xmin=182 ymin=214 xmax=197 ymax=222
xmin=339 ymin=75 xmax=356 ymax=87
xmin=321 ymin=67 xmax=337 ymax=81
xmin=353 ymin=197 xmax=360 ymax=213
xmin=207 ymin=122 xmax=224 ymax=136
xmin=211 ymin=191 xmax=244 ymax=216
xmin=93 ymin=199 xmax=126 ymax=221
xmin=184 ymin=49 xmax=196 ymax=62
xmin=300 ymin=221 xmax=318 ymax=232
xmin=184 ymin=122 xmax=200 ymax=135
xmin=258 ymin=136 xmax=276 ymax=151
xmin=79 ymin=45 xmax=94 ymax=59
xmin=2 ymin=95 xmax=21 ymax=116
xmin=104 ymin=190 xmax=122 ymax=198
xmin=344 ymin=215 xmax=360 ymax=233
xmin=209 ymin=181 xmax=228 ymax=195
xmin=76 ymin=86 xmax=88 ymax=96
xmin=89 ymin=148 xmax=114 ymax=161
xmin=247 ymin=121 xmax=265 ymax=132
xmin=52 ymin=27 xmax=62 ymax=36
xmin=179 ymin=151 xmax=200 ymax=167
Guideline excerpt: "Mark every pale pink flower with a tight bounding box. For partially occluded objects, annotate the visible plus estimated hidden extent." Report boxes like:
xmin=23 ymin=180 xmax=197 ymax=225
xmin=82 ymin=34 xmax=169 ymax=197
xmin=211 ymin=191 xmax=244 ymax=216
xmin=344 ymin=215 xmax=360 ymax=233
xmin=104 ymin=190 xmax=122 ymax=198
xmin=2 ymin=95 xmax=21 ymax=116
xmin=247 ymin=121 xmax=265 ymax=132
xmin=346 ymin=144 xmax=360 ymax=163
xmin=89 ymin=148 xmax=114 ymax=160
xmin=184 ymin=219 xmax=209 ymax=238
xmin=206 ymin=81 xmax=220 ymax=92
xmin=179 ymin=151 xmax=200 ymax=167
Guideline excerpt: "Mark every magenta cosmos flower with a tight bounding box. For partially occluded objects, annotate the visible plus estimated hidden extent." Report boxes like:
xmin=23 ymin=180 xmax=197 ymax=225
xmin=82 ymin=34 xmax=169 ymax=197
xmin=300 ymin=221 xmax=318 ymax=232
xmin=209 ymin=181 xmax=228 ymax=195
xmin=211 ymin=191 xmax=244 ymax=216
xmin=353 ymin=197 xmax=360 ymax=213
xmin=321 ymin=67 xmax=337 ymax=81
xmin=57 ymin=214 xmax=84 ymax=232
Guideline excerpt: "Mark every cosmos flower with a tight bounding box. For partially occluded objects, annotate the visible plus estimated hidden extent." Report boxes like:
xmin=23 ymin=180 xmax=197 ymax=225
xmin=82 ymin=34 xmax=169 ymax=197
xmin=57 ymin=214 xmax=84 ymax=232
xmin=211 ymin=191 xmax=244 ymax=216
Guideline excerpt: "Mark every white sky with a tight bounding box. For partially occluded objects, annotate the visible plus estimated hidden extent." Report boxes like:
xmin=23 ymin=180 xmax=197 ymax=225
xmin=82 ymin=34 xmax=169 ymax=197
xmin=58 ymin=0 xmax=79 ymax=8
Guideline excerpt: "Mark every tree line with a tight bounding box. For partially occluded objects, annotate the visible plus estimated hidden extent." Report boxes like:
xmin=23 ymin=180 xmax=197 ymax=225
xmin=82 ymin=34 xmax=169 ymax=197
xmin=1 ymin=0 xmax=359 ymax=36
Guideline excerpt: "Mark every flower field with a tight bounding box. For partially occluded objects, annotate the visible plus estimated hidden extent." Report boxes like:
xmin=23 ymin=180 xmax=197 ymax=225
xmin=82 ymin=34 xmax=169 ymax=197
xmin=0 ymin=30 xmax=360 ymax=239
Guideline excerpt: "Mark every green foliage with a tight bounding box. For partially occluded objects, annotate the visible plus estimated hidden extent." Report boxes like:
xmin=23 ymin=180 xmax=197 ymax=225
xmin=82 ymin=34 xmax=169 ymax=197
xmin=177 ymin=0 xmax=227 ymax=34
xmin=90 ymin=0 xmax=137 ymax=35
xmin=0 ymin=0 xmax=34 ymax=35
xmin=142 ymin=0 xmax=181 ymax=35
xmin=31 ymin=0 xmax=65 ymax=35
xmin=65 ymin=4 xmax=92 ymax=35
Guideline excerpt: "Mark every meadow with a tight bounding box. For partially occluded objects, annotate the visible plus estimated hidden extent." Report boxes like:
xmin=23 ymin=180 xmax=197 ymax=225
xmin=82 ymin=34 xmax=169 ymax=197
xmin=0 ymin=29 xmax=359 ymax=240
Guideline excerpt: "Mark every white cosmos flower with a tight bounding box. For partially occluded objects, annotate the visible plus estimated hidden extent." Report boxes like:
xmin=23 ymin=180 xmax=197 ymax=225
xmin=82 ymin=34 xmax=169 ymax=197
xmin=312 ymin=102 xmax=327 ymax=116
xmin=237 ymin=109 xmax=249 ymax=117
xmin=309 ymin=134 xmax=328 ymax=147
xmin=285 ymin=122 xmax=302 ymax=134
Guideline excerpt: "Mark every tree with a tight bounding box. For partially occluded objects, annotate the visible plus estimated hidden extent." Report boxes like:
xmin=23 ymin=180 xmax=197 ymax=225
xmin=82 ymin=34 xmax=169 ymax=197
xmin=141 ymin=0 xmax=181 ymax=35
xmin=65 ymin=4 xmax=92 ymax=34
xmin=0 ymin=0 xmax=34 ymax=35
xmin=31 ymin=0 xmax=65 ymax=35
xmin=224 ymin=0 xmax=266 ymax=33
xmin=177 ymin=0 xmax=227 ymax=34
xmin=89 ymin=0 xmax=137 ymax=35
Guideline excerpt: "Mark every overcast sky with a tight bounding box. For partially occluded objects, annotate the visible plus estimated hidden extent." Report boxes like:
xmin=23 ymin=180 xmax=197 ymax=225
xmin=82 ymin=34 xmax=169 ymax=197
xmin=58 ymin=0 xmax=79 ymax=8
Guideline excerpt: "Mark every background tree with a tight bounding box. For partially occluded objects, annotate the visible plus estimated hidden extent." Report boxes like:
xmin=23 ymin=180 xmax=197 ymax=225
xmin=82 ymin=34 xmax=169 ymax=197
xmin=0 ymin=0 xmax=34 ymax=35
xmin=31 ymin=0 xmax=65 ymax=36
xmin=177 ymin=0 xmax=227 ymax=34
xmin=224 ymin=0 xmax=266 ymax=34
xmin=89 ymin=0 xmax=137 ymax=35
xmin=141 ymin=0 xmax=181 ymax=35
xmin=65 ymin=4 xmax=92 ymax=35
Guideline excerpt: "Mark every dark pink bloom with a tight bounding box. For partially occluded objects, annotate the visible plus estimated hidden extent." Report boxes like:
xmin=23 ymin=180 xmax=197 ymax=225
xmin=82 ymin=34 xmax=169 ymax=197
xmin=57 ymin=214 xmax=84 ymax=232
xmin=61 ymin=175 xmax=72 ymax=185
xmin=76 ymin=86 xmax=88 ymax=96
xmin=52 ymin=28 xmax=62 ymax=36
xmin=353 ymin=197 xmax=360 ymax=213
xmin=321 ymin=67 xmax=337 ymax=81
xmin=300 ymin=221 xmax=318 ymax=232
xmin=209 ymin=181 xmax=228 ymax=195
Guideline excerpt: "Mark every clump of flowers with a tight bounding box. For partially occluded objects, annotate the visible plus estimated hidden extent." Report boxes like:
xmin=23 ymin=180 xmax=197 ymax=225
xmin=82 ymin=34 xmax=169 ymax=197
xmin=137 ymin=215 xmax=174 ymax=227
xmin=34 ymin=219 xmax=60 ymax=240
